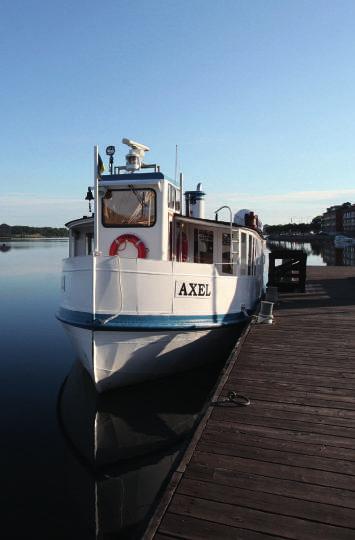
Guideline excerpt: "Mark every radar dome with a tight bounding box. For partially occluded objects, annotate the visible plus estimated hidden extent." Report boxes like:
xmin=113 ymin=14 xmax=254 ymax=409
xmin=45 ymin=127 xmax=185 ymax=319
xmin=234 ymin=209 xmax=252 ymax=226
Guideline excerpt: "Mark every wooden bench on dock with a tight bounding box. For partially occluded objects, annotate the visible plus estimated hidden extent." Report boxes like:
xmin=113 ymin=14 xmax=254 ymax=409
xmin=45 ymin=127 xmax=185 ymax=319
xmin=144 ymin=266 xmax=355 ymax=540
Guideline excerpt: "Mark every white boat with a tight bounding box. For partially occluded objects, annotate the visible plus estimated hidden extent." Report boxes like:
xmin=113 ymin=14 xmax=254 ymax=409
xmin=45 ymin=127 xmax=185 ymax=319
xmin=334 ymin=234 xmax=355 ymax=247
xmin=57 ymin=138 xmax=265 ymax=392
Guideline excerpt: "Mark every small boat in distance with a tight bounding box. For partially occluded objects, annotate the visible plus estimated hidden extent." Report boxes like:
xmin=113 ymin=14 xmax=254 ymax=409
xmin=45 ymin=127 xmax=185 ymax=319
xmin=57 ymin=138 xmax=265 ymax=392
xmin=334 ymin=234 xmax=355 ymax=247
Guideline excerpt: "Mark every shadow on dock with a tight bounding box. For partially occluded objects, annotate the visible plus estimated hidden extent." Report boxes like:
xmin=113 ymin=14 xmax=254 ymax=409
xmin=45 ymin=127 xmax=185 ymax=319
xmin=145 ymin=266 xmax=355 ymax=540
xmin=278 ymin=268 xmax=355 ymax=311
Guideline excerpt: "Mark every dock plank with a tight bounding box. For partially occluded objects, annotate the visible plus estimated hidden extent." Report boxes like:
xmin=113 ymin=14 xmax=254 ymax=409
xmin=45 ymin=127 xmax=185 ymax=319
xmin=222 ymin=385 xmax=355 ymax=409
xmin=159 ymin=513 xmax=284 ymax=539
xmin=201 ymin=426 xmax=355 ymax=461
xmin=144 ymin=267 xmax=355 ymax=539
xmin=185 ymin=461 xmax=355 ymax=509
xmin=191 ymin=450 xmax=355 ymax=491
xmin=206 ymin=419 xmax=355 ymax=450
xmin=213 ymin=397 xmax=355 ymax=423
xmin=211 ymin=407 xmax=355 ymax=439
xmin=177 ymin=478 xmax=355 ymax=528
xmin=168 ymin=494 xmax=355 ymax=540
xmin=196 ymin=440 xmax=355 ymax=476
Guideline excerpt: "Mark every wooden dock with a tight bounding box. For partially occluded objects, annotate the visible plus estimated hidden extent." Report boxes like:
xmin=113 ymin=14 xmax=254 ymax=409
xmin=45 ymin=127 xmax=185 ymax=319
xmin=144 ymin=266 xmax=355 ymax=540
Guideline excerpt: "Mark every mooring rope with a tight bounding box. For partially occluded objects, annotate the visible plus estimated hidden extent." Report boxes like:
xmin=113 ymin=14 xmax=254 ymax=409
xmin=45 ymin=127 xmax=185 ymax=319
xmin=212 ymin=390 xmax=251 ymax=407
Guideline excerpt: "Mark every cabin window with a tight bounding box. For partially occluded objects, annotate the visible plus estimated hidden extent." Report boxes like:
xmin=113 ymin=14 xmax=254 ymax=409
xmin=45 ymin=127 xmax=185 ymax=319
xmin=232 ymin=231 xmax=239 ymax=260
xmin=175 ymin=194 xmax=181 ymax=212
xmin=102 ymin=188 xmax=156 ymax=227
xmin=252 ymin=237 xmax=257 ymax=275
xmin=168 ymin=185 xmax=181 ymax=212
xmin=86 ymin=233 xmax=93 ymax=255
xmin=222 ymin=233 xmax=232 ymax=274
xmin=247 ymin=235 xmax=257 ymax=275
xmin=194 ymin=229 xmax=213 ymax=264
xmin=240 ymin=232 xmax=247 ymax=275
xmin=175 ymin=222 xmax=188 ymax=261
xmin=248 ymin=235 xmax=253 ymax=275
xmin=73 ymin=230 xmax=80 ymax=257
xmin=255 ymin=238 xmax=262 ymax=271
xmin=168 ymin=185 xmax=176 ymax=209
xmin=169 ymin=220 xmax=172 ymax=260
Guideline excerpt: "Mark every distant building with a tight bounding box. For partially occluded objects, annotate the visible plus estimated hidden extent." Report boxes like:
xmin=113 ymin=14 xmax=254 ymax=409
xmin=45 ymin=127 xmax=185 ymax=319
xmin=321 ymin=206 xmax=344 ymax=234
xmin=0 ymin=223 xmax=11 ymax=238
xmin=321 ymin=202 xmax=355 ymax=236
xmin=342 ymin=204 xmax=355 ymax=236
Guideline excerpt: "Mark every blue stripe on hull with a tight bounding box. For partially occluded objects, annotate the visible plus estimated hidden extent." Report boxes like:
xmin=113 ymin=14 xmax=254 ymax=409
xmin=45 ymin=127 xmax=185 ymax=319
xmin=56 ymin=307 xmax=249 ymax=331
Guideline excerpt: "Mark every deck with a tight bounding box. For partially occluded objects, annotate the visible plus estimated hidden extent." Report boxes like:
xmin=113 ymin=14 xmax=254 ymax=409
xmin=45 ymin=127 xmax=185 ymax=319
xmin=145 ymin=266 xmax=355 ymax=540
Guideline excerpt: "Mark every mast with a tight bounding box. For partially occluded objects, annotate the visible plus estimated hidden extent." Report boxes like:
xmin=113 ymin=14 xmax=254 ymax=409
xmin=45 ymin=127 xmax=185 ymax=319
xmin=179 ymin=172 xmax=183 ymax=215
xmin=93 ymin=145 xmax=99 ymax=322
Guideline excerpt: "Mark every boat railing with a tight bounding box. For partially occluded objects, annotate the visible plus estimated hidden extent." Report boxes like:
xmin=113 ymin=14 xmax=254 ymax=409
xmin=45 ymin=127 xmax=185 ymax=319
xmin=214 ymin=205 xmax=233 ymax=263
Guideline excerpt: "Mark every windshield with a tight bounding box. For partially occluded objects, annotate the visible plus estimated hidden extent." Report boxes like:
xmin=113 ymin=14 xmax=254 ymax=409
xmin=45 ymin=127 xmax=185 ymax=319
xmin=102 ymin=188 xmax=156 ymax=227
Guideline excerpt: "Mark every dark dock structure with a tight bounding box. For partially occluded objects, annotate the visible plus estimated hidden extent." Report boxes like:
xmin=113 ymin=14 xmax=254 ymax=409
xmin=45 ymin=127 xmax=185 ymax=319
xmin=145 ymin=266 xmax=355 ymax=539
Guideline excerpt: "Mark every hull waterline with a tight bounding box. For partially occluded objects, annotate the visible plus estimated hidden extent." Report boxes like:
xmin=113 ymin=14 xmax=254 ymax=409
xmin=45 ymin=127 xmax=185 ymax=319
xmin=61 ymin=321 xmax=244 ymax=392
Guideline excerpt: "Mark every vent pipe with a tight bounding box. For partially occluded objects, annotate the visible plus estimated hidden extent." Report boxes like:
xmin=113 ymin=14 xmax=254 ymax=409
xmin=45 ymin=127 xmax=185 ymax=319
xmin=185 ymin=183 xmax=206 ymax=219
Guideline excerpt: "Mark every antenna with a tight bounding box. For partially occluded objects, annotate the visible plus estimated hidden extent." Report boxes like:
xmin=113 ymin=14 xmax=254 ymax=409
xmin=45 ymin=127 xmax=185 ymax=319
xmin=174 ymin=144 xmax=178 ymax=183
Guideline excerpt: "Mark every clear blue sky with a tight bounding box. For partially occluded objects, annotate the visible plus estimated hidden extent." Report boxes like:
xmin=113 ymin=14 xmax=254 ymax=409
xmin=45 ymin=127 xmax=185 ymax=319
xmin=1 ymin=0 xmax=355 ymax=226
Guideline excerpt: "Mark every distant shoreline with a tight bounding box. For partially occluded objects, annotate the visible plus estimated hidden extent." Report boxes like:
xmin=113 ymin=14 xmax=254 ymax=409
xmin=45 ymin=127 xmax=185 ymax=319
xmin=0 ymin=236 xmax=68 ymax=240
xmin=0 ymin=224 xmax=68 ymax=239
xmin=267 ymin=233 xmax=329 ymax=241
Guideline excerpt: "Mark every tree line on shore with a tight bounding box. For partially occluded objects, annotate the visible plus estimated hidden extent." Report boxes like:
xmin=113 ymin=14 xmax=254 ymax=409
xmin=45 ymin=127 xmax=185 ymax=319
xmin=0 ymin=223 xmax=68 ymax=238
xmin=1 ymin=215 xmax=323 ymax=238
xmin=264 ymin=216 xmax=322 ymax=235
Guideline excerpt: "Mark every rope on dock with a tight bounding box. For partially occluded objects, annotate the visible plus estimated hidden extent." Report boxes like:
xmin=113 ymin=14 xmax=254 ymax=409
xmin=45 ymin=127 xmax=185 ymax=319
xmin=212 ymin=390 xmax=250 ymax=407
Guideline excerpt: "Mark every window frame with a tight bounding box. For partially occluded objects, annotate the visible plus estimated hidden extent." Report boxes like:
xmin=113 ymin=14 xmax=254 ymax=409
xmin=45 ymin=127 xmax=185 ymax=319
xmin=86 ymin=232 xmax=93 ymax=255
xmin=193 ymin=227 xmax=214 ymax=264
xmin=168 ymin=183 xmax=181 ymax=212
xmin=221 ymin=232 xmax=233 ymax=274
xmin=101 ymin=188 xmax=157 ymax=228
xmin=168 ymin=184 xmax=176 ymax=209
xmin=240 ymin=232 xmax=248 ymax=275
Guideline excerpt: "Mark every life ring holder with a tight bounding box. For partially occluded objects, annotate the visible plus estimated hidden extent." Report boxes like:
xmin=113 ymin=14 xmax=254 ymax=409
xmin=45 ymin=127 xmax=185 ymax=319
xmin=109 ymin=234 xmax=148 ymax=258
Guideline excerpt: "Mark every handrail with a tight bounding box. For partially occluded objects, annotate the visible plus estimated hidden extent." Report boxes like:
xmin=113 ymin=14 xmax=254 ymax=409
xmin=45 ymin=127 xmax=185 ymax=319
xmin=214 ymin=205 xmax=233 ymax=263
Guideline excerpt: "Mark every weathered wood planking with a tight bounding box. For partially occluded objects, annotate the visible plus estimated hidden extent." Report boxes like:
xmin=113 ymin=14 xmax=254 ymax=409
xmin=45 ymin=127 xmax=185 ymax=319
xmin=144 ymin=266 xmax=355 ymax=539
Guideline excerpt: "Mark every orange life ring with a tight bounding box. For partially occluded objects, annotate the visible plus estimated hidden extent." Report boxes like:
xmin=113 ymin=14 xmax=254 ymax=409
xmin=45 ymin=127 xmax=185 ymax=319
xmin=109 ymin=234 xmax=148 ymax=258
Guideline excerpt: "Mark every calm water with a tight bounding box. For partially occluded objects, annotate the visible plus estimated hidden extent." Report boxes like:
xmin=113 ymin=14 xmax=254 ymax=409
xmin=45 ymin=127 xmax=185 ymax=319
xmin=0 ymin=240 xmax=233 ymax=540
xmin=267 ymin=239 xmax=355 ymax=266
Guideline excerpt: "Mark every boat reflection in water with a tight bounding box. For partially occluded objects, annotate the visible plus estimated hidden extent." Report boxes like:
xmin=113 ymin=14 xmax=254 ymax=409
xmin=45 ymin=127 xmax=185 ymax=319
xmin=267 ymin=239 xmax=355 ymax=267
xmin=58 ymin=354 xmax=232 ymax=539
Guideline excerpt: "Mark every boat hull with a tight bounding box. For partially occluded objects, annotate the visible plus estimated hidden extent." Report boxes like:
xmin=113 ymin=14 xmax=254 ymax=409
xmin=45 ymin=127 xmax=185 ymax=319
xmin=61 ymin=321 xmax=242 ymax=392
xmin=58 ymin=255 xmax=263 ymax=391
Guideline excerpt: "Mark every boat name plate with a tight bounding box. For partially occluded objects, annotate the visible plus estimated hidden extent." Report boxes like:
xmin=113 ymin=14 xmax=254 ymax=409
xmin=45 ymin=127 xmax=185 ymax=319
xmin=175 ymin=281 xmax=212 ymax=298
